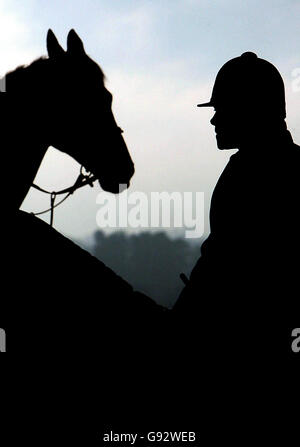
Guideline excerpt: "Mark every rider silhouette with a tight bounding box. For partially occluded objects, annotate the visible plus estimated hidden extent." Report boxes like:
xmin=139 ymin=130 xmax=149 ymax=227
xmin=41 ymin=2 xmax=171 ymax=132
xmin=173 ymin=52 xmax=300 ymax=362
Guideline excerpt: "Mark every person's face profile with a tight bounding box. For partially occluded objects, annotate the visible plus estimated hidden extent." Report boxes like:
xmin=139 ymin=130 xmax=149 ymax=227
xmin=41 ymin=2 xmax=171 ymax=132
xmin=210 ymin=105 xmax=242 ymax=150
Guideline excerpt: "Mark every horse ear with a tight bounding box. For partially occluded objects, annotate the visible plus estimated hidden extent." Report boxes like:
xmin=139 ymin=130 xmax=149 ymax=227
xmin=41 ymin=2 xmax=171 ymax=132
xmin=47 ymin=29 xmax=65 ymax=58
xmin=67 ymin=29 xmax=86 ymax=55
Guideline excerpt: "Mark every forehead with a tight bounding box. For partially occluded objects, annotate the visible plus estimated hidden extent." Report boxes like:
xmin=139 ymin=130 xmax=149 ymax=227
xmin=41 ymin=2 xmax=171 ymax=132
xmin=213 ymin=100 xmax=247 ymax=112
xmin=64 ymin=53 xmax=105 ymax=84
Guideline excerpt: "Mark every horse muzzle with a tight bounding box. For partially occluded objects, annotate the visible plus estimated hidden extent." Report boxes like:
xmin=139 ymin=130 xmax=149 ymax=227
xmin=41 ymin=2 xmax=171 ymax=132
xmin=99 ymin=177 xmax=132 ymax=194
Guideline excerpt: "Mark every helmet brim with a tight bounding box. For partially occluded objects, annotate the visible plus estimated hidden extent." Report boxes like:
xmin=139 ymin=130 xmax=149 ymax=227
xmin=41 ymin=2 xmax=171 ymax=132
xmin=197 ymin=101 xmax=214 ymax=107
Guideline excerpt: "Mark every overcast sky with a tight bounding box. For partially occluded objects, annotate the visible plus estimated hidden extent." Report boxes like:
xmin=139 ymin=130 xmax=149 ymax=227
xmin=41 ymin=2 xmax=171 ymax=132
xmin=1 ymin=0 xmax=300 ymax=240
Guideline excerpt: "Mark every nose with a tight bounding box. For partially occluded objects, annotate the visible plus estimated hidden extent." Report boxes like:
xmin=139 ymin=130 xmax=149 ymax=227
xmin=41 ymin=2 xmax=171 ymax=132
xmin=210 ymin=112 xmax=217 ymax=126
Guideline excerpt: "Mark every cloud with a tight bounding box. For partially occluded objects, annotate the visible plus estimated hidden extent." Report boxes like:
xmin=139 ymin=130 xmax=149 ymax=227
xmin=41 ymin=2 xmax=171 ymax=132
xmin=0 ymin=2 xmax=39 ymax=74
xmin=101 ymin=5 xmax=154 ymax=51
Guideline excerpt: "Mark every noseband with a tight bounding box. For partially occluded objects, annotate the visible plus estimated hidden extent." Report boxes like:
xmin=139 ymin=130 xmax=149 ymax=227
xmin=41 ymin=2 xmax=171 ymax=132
xmin=31 ymin=126 xmax=125 ymax=226
xmin=31 ymin=166 xmax=97 ymax=226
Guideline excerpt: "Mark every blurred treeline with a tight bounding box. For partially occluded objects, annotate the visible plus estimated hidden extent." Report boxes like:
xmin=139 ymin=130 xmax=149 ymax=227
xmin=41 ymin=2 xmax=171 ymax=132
xmin=81 ymin=230 xmax=202 ymax=308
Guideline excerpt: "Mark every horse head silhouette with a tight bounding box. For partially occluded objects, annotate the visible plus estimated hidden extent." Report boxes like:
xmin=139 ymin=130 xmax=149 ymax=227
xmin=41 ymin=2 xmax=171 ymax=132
xmin=4 ymin=29 xmax=135 ymax=211
xmin=1 ymin=30 xmax=166 ymax=354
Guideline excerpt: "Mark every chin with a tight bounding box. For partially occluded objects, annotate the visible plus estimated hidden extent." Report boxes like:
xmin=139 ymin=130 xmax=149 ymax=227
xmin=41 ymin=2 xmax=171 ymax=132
xmin=216 ymin=135 xmax=238 ymax=150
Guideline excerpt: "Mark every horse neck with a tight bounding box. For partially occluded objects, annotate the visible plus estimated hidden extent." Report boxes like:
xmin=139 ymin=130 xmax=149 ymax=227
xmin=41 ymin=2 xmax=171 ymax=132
xmin=1 ymin=96 xmax=49 ymax=212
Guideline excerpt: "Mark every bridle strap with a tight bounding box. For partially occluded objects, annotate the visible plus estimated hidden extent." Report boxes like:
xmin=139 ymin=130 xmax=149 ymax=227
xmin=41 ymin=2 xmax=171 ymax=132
xmin=31 ymin=167 xmax=97 ymax=226
xmin=30 ymin=127 xmax=124 ymax=225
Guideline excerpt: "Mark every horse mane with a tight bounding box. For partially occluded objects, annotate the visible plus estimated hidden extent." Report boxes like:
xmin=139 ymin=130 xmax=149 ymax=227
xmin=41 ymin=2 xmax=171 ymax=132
xmin=5 ymin=57 xmax=48 ymax=90
xmin=5 ymin=54 xmax=106 ymax=93
xmin=10 ymin=56 xmax=48 ymax=75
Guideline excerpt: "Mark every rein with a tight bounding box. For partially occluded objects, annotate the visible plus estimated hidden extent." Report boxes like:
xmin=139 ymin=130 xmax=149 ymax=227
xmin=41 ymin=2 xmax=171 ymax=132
xmin=31 ymin=166 xmax=97 ymax=226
